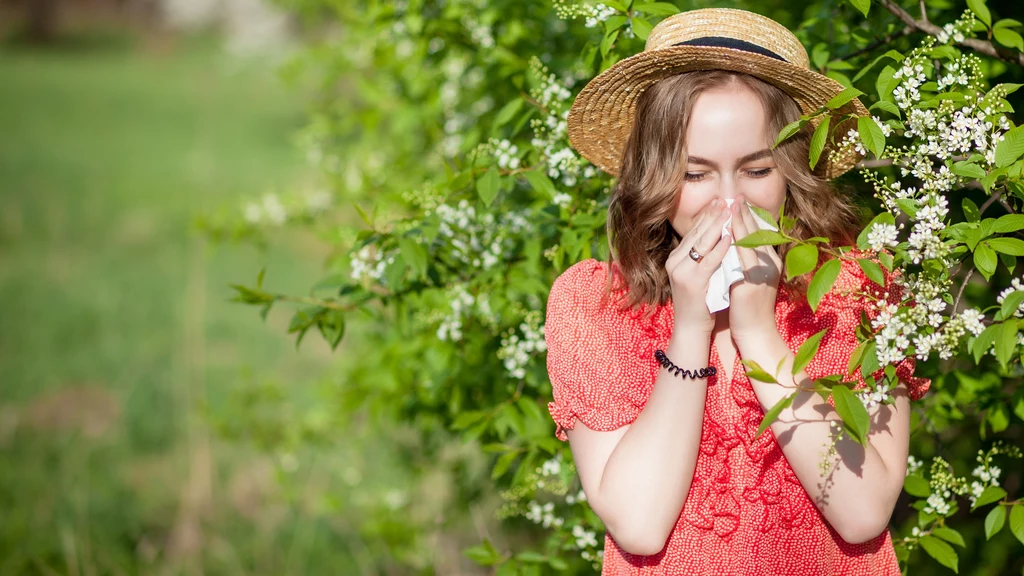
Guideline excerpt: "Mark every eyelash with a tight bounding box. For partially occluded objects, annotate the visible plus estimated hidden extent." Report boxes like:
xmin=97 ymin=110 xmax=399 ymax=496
xmin=684 ymin=168 xmax=774 ymax=182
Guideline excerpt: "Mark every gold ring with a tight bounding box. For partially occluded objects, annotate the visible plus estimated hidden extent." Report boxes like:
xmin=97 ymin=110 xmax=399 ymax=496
xmin=688 ymin=247 xmax=704 ymax=263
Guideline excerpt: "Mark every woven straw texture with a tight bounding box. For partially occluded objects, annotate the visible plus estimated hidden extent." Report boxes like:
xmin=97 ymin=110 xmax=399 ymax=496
xmin=567 ymin=8 xmax=869 ymax=180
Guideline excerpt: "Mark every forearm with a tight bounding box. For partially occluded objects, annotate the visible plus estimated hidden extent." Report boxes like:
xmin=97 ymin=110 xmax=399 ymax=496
xmin=596 ymin=325 xmax=710 ymax=555
xmin=739 ymin=334 xmax=898 ymax=543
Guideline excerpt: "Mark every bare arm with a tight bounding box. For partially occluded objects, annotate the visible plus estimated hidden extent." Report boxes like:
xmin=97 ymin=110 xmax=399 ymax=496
xmin=566 ymin=324 xmax=712 ymax=556
xmin=737 ymin=333 xmax=911 ymax=545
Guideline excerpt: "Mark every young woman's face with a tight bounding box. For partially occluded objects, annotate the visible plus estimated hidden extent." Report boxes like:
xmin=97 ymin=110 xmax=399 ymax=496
xmin=669 ymin=84 xmax=788 ymax=238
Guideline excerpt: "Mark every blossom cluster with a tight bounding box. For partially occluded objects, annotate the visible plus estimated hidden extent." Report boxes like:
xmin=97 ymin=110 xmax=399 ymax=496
xmin=433 ymin=199 xmax=533 ymax=270
xmin=498 ymin=310 xmax=547 ymax=379
xmin=552 ymin=0 xmax=618 ymax=28
xmin=526 ymin=57 xmax=601 ymax=188
xmin=350 ymin=244 xmax=397 ymax=284
xmin=996 ymin=277 xmax=1024 ymax=318
xmin=243 ymin=190 xmax=333 ymax=227
xmin=921 ymin=456 xmax=970 ymax=516
xmin=434 ymin=284 xmax=497 ymax=342
xmin=967 ymin=442 xmax=1022 ymax=507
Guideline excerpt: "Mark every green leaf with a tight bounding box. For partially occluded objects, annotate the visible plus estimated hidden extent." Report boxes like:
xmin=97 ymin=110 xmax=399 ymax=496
xmin=399 ymin=237 xmax=428 ymax=279
xmin=464 ymin=539 xmax=502 ymax=566
xmin=904 ymin=474 xmax=931 ymax=497
xmin=987 ymin=403 xmax=1010 ymax=432
xmin=985 ymin=505 xmax=1006 ymax=539
xmin=961 ymin=197 xmax=980 ymax=222
xmin=993 ymin=214 xmax=1024 ymax=233
xmin=1009 ymin=504 xmax=1024 ymax=546
xmin=809 ymin=116 xmax=831 ymax=170
xmin=732 ymin=229 xmax=790 ymax=247
xmin=870 ymin=100 xmax=902 ymax=117
xmin=793 ymin=329 xmax=828 ymax=375
xmin=857 ymin=258 xmax=885 ymax=287
xmin=974 ymin=242 xmax=998 ymax=280
xmin=876 ymin=65 xmax=898 ymax=101
xmin=967 ymin=0 xmax=991 ymax=27
xmin=632 ymin=2 xmax=680 ymax=15
xmin=994 ymin=19 xmax=1023 ymax=29
xmin=973 ymin=485 xmax=1007 ymax=510
xmin=742 ymin=359 xmax=778 ymax=383
xmin=477 ymin=168 xmax=501 ymax=206
xmin=857 ymin=115 xmax=886 ymax=158
xmin=494 ymin=98 xmax=524 ymax=128
xmin=994 ymin=28 xmax=1024 ymax=51
xmin=972 ymin=323 xmax=1000 ymax=364
xmin=848 ymin=0 xmax=870 ymax=17
xmin=919 ymin=535 xmax=959 ymax=573
xmin=523 ymin=169 xmax=557 ymax=200
xmin=491 ymin=451 xmax=518 ymax=480
xmin=631 ymin=17 xmax=653 ymax=41
xmin=774 ymin=118 xmax=807 ymax=148
xmin=996 ymin=126 xmax=1024 ymax=168
xmin=786 ymin=244 xmax=819 ymax=280
xmin=808 ymin=258 xmax=842 ymax=312
xmin=600 ymin=28 xmax=619 ymax=57
xmin=952 ymin=161 xmax=987 ymax=180
xmin=986 ymin=237 xmax=1024 ymax=256
xmin=932 ymin=526 xmax=967 ymax=548
xmin=826 ymin=87 xmax=865 ymax=109
xmin=832 ymin=385 xmax=870 ymax=444
xmin=1000 ymin=290 xmax=1024 ymax=320
xmin=317 ymin=310 xmax=346 ymax=351
xmin=995 ymin=320 xmax=1018 ymax=367
xmin=515 ymin=551 xmax=547 ymax=563
xmin=754 ymin=393 xmax=795 ymax=440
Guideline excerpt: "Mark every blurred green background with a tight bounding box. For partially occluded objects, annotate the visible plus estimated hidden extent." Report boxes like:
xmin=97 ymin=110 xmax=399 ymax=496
xmin=0 ymin=7 xmax=383 ymax=574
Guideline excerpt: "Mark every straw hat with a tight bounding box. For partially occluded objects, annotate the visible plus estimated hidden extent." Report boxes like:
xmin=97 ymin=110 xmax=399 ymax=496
xmin=567 ymin=8 xmax=869 ymax=180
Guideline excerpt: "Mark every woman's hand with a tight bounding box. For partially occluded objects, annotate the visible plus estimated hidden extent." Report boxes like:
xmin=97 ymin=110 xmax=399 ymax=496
xmin=667 ymin=198 xmax=733 ymax=334
xmin=727 ymin=195 xmax=783 ymax=346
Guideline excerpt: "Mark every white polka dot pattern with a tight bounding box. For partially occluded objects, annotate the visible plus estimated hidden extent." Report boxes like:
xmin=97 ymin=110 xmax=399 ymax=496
xmin=544 ymin=253 xmax=929 ymax=575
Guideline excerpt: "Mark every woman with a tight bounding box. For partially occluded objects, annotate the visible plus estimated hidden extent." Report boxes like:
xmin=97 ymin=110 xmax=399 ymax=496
xmin=544 ymin=8 xmax=931 ymax=575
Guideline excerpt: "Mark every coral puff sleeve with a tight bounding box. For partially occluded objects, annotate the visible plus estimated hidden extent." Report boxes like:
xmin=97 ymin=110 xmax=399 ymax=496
xmin=781 ymin=252 xmax=931 ymax=402
xmin=545 ymin=259 xmax=643 ymax=441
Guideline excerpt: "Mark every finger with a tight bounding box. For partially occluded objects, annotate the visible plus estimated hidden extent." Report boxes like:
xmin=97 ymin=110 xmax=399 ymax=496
xmin=677 ymin=199 xmax=725 ymax=251
xmin=693 ymin=229 xmax=733 ymax=278
xmin=668 ymin=203 xmax=729 ymax=270
xmin=730 ymin=201 xmax=759 ymax=271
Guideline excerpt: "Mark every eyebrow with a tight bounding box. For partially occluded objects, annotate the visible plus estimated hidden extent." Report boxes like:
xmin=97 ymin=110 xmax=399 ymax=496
xmin=686 ymin=149 xmax=773 ymax=168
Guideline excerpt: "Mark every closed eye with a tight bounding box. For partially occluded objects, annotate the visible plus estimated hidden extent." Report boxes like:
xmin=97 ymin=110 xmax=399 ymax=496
xmin=748 ymin=168 xmax=774 ymax=178
xmin=684 ymin=172 xmax=707 ymax=182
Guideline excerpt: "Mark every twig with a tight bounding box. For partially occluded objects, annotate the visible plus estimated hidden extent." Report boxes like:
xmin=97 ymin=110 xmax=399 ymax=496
xmin=876 ymin=0 xmax=1024 ymax=66
xmin=978 ymin=189 xmax=1003 ymax=216
xmin=952 ymin=268 xmax=975 ymax=316
xmin=856 ymin=158 xmax=895 ymax=169
xmin=840 ymin=26 xmax=914 ymax=61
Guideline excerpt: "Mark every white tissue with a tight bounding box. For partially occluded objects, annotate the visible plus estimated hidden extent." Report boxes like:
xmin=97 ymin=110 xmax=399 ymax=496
xmin=706 ymin=198 xmax=779 ymax=313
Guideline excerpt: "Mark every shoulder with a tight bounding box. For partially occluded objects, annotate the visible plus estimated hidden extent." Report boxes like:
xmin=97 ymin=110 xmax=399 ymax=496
xmin=548 ymin=258 xmax=619 ymax=314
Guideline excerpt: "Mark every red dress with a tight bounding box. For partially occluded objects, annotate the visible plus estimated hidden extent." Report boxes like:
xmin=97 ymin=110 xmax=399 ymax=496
xmin=545 ymin=256 xmax=930 ymax=575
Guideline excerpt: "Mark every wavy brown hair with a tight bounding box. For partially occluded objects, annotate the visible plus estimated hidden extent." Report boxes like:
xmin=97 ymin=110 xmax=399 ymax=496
xmin=599 ymin=70 xmax=862 ymax=322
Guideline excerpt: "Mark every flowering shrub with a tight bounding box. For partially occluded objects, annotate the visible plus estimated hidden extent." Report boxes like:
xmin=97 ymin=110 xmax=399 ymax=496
xmin=202 ymin=0 xmax=1024 ymax=573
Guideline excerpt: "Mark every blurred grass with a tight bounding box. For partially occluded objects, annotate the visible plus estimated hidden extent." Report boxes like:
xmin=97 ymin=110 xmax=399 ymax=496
xmin=0 ymin=31 xmax=363 ymax=573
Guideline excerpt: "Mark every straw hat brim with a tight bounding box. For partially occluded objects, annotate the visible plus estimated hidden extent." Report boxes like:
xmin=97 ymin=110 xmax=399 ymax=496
xmin=567 ymin=45 xmax=870 ymax=181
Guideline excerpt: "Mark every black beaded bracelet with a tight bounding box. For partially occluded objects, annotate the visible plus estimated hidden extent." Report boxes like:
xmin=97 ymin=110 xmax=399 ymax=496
xmin=654 ymin=349 xmax=717 ymax=380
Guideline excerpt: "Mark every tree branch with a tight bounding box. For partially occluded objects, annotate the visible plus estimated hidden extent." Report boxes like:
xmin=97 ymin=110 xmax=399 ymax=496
xmin=875 ymin=0 xmax=1024 ymax=67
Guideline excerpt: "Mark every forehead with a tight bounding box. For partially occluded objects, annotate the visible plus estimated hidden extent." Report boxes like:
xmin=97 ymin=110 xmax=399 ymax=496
xmin=685 ymin=86 xmax=771 ymax=155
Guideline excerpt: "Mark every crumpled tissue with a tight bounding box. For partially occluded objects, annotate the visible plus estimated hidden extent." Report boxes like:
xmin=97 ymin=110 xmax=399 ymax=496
xmin=706 ymin=198 xmax=779 ymax=313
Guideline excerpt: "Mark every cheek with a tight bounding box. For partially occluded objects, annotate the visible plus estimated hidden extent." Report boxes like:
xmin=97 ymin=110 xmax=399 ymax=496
xmin=748 ymin=175 xmax=787 ymax=212
xmin=672 ymin=188 xmax=712 ymax=225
